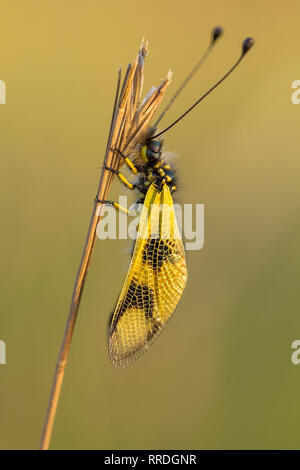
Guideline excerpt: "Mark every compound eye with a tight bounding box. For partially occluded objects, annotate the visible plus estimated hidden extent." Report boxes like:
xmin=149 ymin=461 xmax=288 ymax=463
xmin=149 ymin=140 xmax=161 ymax=154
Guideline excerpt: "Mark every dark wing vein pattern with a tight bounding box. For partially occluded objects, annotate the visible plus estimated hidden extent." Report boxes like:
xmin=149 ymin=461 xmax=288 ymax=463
xmin=108 ymin=183 xmax=187 ymax=369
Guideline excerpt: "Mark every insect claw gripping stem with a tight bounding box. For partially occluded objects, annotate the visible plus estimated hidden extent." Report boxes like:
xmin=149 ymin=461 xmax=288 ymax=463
xmin=103 ymin=164 xmax=119 ymax=174
xmin=94 ymin=197 xmax=131 ymax=216
xmin=103 ymin=165 xmax=136 ymax=190
xmin=94 ymin=196 xmax=113 ymax=206
xmin=110 ymin=147 xmax=138 ymax=174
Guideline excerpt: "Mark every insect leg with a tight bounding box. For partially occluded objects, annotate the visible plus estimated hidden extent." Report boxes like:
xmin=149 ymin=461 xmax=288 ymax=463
xmin=95 ymin=198 xmax=136 ymax=216
xmin=110 ymin=148 xmax=138 ymax=174
xmin=104 ymin=165 xmax=136 ymax=190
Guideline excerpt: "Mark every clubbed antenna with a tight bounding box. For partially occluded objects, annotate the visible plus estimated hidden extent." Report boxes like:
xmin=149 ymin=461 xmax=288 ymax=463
xmin=153 ymin=36 xmax=255 ymax=138
xmin=154 ymin=27 xmax=224 ymax=127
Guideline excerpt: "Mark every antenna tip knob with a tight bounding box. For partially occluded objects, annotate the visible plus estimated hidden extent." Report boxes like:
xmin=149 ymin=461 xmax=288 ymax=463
xmin=212 ymin=26 xmax=224 ymax=43
xmin=242 ymin=37 xmax=255 ymax=55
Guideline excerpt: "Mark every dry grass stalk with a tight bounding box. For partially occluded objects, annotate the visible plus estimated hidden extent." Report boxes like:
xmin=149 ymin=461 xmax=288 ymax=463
xmin=39 ymin=41 xmax=172 ymax=450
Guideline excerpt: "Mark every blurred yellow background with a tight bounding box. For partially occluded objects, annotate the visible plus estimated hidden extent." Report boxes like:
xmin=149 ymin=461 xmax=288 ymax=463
xmin=1 ymin=0 xmax=300 ymax=450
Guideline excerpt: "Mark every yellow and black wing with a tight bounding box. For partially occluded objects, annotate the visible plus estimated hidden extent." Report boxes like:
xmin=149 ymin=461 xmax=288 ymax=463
xmin=108 ymin=182 xmax=187 ymax=369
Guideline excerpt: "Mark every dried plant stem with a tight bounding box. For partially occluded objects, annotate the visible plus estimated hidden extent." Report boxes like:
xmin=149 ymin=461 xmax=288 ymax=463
xmin=38 ymin=180 xmax=116 ymax=450
xmin=39 ymin=42 xmax=171 ymax=450
xmin=38 ymin=71 xmax=123 ymax=451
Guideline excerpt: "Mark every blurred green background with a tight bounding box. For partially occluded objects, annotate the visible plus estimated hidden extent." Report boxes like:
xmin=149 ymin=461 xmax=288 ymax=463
xmin=1 ymin=0 xmax=300 ymax=450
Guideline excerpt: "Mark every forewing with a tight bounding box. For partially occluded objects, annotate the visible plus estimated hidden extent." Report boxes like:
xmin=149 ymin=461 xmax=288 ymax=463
xmin=108 ymin=183 xmax=187 ymax=369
